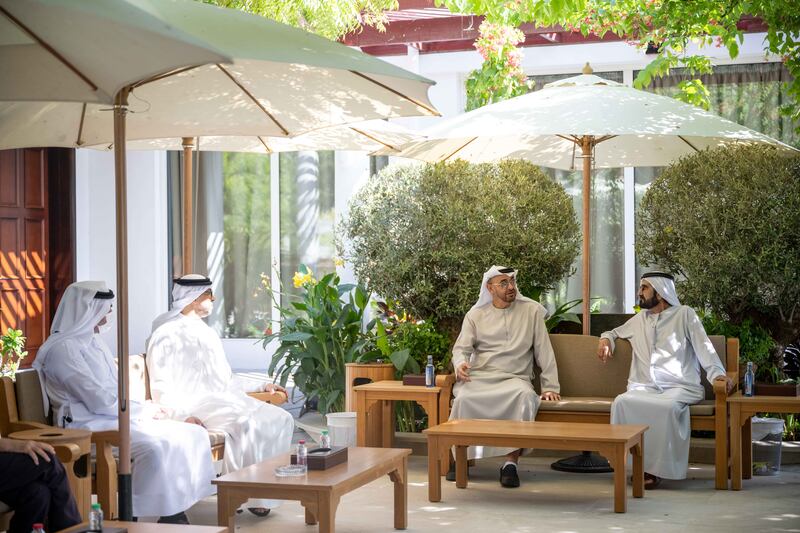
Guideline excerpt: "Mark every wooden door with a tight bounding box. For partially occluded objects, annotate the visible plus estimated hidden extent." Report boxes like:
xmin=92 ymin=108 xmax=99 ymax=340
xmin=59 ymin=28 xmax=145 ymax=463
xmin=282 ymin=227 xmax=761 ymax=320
xmin=0 ymin=149 xmax=49 ymax=366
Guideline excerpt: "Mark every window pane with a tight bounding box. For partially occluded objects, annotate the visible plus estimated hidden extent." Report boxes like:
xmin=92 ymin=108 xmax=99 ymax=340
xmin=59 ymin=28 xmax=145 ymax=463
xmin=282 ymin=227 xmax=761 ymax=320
xmin=167 ymin=151 xmax=272 ymax=339
xmin=279 ymin=151 xmax=336 ymax=299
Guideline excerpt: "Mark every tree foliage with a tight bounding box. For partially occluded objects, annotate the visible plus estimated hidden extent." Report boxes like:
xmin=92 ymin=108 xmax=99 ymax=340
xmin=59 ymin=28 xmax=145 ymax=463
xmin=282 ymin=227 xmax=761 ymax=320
xmin=636 ymin=144 xmax=800 ymax=353
xmin=339 ymin=159 xmax=581 ymax=338
xmin=436 ymin=0 xmax=800 ymax=128
xmin=203 ymin=0 xmax=397 ymax=40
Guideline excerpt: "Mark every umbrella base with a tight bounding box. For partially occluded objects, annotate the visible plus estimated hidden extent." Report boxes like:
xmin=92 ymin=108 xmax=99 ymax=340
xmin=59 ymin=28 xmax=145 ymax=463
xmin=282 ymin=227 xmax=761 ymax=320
xmin=550 ymin=451 xmax=613 ymax=473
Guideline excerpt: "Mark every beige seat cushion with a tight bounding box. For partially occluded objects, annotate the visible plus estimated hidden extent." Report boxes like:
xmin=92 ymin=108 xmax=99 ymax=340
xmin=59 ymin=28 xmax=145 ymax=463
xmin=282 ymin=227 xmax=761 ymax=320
xmin=540 ymin=397 xmax=613 ymax=413
xmin=688 ymin=401 xmax=715 ymax=416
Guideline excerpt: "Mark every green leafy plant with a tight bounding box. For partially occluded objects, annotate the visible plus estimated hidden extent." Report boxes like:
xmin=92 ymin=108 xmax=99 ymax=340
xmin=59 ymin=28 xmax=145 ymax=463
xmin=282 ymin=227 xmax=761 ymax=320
xmin=637 ymin=144 xmax=800 ymax=360
xmin=340 ymin=159 xmax=581 ymax=341
xmin=263 ymin=265 xmax=375 ymax=414
xmin=699 ymin=312 xmax=776 ymax=382
xmin=1 ymin=328 xmax=27 ymax=381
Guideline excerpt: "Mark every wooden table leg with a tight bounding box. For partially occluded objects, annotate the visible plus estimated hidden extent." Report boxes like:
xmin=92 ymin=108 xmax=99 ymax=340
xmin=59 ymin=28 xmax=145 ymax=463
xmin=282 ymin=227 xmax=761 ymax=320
xmin=428 ymin=435 xmax=441 ymax=502
xmin=317 ymin=493 xmax=339 ymax=533
xmin=216 ymin=487 xmax=235 ymax=530
xmin=730 ymin=402 xmax=742 ymax=490
xmin=356 ymin=390 xmax=368 ymax=447
xmin=632 ymin=437 xmax=644 ymax=499
xmin=742 ymin=415 xmax=752 ymax=480
xmin=608 ymin=445 xmax=627 ymax=513
xmin=303 ymin=500 xmax=318 ymax=525
xmin=455 ymin=445 xmax=468 ymax=489
xmin=389 ymin=457 xmax=408 ymax=530
xmin=382 ymin=400 xmax=394 ymax=447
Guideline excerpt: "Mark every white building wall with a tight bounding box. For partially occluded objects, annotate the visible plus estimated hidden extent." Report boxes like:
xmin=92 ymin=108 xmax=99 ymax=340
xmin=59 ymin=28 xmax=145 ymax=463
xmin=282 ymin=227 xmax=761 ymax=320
xmin=74 ymin=149 xmax=169 ymax=355
xmin=73 ymin=32 xmax=776 ymax=368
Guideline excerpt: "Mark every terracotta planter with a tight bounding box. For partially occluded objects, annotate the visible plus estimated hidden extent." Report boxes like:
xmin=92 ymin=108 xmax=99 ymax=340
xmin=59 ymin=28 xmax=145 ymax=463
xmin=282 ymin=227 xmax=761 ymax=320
xmin=754 ymin=382 xmax=800 ymax=397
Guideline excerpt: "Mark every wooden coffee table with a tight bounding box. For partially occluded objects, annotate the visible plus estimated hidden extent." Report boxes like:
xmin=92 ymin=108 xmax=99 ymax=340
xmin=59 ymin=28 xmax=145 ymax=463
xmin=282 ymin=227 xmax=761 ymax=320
xmin=728 ymin=391 xmax=800 ymax=490
xmin=425 ymin=419 xmax=647 ymax=513
xmin=213 ymin=447 xmax=411 ymax=532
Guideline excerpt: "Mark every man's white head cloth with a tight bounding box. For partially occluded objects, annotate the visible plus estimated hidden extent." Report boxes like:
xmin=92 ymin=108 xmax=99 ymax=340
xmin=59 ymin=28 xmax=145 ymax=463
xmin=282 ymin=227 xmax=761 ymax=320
xmin=642 ymin=271 xmax=680 ymax=307
xmin=150 ymin=274 xmax=213 ymax=333
xmin=471 ymin=265 xmax=533 ymax=310
xmin=34 ymin=281 xmax=115 ymax=414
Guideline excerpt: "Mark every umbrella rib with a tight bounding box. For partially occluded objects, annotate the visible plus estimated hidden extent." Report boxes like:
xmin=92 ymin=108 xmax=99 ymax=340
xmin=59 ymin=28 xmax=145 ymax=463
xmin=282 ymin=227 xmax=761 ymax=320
xmin=556 ymin=134 xmax=580 ymax=145
xmin=132 ymin=65 xmax=204 ymax=88
xmin=443 ymin=137 xmax=477 ymax=161
xmin=216 ymin=64 xmax=290 ymax=136
xmin=349 ymin=71 xmax=440 ymax=117
xmin=349 ymin=127 xmax=397 ymax=150
xmin=257 ymin=136 xmax=273 ymax=154
xmin=0 ymin=6 xmax=99 ymax=92
xmin=76 ymin=103 xmax=87 ymax=146
xmin=678 ymin=135 xmax=701 ymax=152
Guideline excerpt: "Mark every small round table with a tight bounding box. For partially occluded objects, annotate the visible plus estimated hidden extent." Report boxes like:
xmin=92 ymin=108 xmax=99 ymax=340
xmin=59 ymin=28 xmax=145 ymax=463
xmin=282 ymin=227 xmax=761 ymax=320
xmin=9 ymin=427 xmax=92 ymax=519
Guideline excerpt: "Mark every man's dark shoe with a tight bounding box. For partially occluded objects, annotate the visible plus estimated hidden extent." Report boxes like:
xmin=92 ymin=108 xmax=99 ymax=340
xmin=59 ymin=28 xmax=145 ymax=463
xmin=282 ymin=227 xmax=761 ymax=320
xmin=157 ymin=512 xmax=190 ymax=524
xmin=500 ymin=463 xmax=520 ymax=488
xmin=248 ymin=507 xmax=271 ymax=517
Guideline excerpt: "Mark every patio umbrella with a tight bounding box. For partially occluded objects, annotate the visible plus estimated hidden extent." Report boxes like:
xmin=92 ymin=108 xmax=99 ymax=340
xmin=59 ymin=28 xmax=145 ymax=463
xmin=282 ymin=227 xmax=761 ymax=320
xmin=87 ymin=120 xmax=425 ymax=274
xmin=0 ymin=0 xmax=437 ymax=519
xmin=375 ymin=63 xmax=796 ymax=335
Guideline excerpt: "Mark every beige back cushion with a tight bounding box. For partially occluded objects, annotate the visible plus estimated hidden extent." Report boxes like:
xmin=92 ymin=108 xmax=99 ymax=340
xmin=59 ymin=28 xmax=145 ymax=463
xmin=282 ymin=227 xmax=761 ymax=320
xmin=14 ymin=369 xmax=49 ymax=425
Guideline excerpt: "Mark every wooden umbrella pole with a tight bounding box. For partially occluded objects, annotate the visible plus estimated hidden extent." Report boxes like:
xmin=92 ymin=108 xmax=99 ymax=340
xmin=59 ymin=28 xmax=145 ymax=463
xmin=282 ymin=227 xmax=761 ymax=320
xmin=182 ymin=137 xmax=195 ymax=275
xmin=113 ymin=87 xmax=133 ymax=520
xmin=581 ymin=136 xmax=593 ymax=336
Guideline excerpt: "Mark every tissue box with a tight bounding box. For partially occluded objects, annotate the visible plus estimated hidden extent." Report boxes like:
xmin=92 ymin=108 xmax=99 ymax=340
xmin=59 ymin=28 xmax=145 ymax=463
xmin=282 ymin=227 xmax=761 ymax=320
xmin=291 ymin=446 xmax=348 ymax=470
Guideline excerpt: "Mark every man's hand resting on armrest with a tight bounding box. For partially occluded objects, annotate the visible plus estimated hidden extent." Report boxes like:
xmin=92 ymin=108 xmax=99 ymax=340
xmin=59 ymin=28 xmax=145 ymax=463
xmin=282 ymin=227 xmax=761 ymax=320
xmin=597 ymin=338 xmax=613 ymax=363
xmin=541 ymin=391 xmax=561 ymax=401
xmin=714 ymin=375 xmax=735 ymax=394
xmin=261 ymin=382 xmax=287 ymax=394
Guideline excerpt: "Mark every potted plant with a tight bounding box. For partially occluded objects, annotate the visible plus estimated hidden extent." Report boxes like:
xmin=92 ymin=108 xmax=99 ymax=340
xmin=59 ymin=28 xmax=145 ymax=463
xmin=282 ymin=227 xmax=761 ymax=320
xmin=263 ymin=265 xmax=380 ymax=415
xmin=1 ymin=328 xmax=28 ymax=381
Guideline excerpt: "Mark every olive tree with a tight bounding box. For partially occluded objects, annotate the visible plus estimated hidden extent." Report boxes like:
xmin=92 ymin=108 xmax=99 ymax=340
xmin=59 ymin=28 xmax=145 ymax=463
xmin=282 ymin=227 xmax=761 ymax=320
xmin=637 ymin=144 xmax=800 ymax=354
xmin=340 ymin=159 xmax=581 ymax=339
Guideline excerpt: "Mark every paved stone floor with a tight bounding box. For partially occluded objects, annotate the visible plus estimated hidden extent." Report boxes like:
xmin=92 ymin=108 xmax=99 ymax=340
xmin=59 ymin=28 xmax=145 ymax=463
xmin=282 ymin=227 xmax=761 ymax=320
xmin=176 ymin=454 xmax=800 ymax=533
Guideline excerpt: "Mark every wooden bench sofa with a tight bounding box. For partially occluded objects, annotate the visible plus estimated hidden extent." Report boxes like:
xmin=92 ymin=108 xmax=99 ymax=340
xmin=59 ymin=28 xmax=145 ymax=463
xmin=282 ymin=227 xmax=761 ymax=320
xmin=0 ymin=354 xmax=287 ymax=519
xmin=533 ymin=334 xmax=739 ymax=490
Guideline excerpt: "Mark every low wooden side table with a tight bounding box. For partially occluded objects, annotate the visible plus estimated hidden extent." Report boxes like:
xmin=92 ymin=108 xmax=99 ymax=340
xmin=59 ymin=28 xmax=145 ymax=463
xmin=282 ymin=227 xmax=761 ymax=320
xmin=10 ymin=426 xmax=92 ymax=520
xmin=728 ymin=391 xmax=800 ymax=490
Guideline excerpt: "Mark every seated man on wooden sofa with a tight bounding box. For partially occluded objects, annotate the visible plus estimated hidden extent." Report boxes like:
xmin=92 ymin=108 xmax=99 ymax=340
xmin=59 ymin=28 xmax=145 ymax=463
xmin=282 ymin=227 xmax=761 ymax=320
xmin=598 ymin=271 xmax=734 ymax=489
xmin=450 ymin=265 xmax=561 ymax=488
xmin=0 ymin=436 xmax=80 ymax=533
xmin=33 ymin=281 xmax=216 ymax=524
xmin=147 ymin=274 xmax=294 ymax=518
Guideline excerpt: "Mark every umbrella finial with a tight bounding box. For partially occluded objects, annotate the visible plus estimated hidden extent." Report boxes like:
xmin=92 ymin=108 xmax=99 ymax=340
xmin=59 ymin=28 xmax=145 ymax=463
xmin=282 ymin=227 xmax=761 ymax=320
xmin=582 ymin=62 xmax=593 ymax=75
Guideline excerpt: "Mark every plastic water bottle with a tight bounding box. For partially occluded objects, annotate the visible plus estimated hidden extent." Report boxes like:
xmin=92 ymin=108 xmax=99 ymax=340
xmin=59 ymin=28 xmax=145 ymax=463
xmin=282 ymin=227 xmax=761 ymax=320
xmin=744 ymin=361 xmax=755 ymax=397
xmin=425 ymin=355 xmax=435 ymax=387
xmin=320 ymin=430 xmax=331 ymax=449
xmin=297 ymin=439 xmax=308 ymax=473
xmin=31 ymin=523 xmax=45 ymax=533
xmin=89 ymin=503 xmax=103 ymax=531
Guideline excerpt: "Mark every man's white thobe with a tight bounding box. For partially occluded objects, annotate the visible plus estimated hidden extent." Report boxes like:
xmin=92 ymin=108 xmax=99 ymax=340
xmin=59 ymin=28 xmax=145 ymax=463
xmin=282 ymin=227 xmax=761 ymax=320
xmin=36 ymin=334 xmax=216 ymax=517
xmin=601 ymin=305 xmax=726 ymax=479
xmin=450 ymin=299 xmax=560 ymax=459
xmin=147 ymin=315 xmax=294 ymax=507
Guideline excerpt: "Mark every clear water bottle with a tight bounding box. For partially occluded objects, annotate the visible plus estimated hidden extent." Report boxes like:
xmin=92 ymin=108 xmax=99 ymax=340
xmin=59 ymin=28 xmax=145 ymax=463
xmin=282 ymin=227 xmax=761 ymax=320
xmin=425 ymin=355 xmax=435 ymax=387
xmin=744 ymin=361 xmax=755 ymax=397
xmin=31 ymin=523 xmax=45 ymax=533
xmin=320 ymin=430 xmax=331 ymax=449
xmin=88 ymin=503 xmax=103 ymax=531
xmin=296 ymin=439 xmax=308 ymax=473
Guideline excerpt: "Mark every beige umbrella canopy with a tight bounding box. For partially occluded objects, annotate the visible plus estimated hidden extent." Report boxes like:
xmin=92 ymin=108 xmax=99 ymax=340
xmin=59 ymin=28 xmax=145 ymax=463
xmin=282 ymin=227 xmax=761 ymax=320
xmin=377 ymin=63 xmax=797 ymax=334
xmin=1 ymin=0 xmax=438 ymax=519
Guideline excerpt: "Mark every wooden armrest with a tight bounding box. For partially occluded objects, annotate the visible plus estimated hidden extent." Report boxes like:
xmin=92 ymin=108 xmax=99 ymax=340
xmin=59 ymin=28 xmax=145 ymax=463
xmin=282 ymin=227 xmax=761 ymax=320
xmin=91 ymin=430 xmax=120 ymax=447
xmin=53 ymin=442 xmax=82 ymax=463
xmin=436 ymin=374 xmax=456 ymax=388
xmin=247 ymin=390 xmax=287 ymax=405
xmin=9 ymin=421 xmax=53 ymax=433
xmin=713 ymin=371 xmax=739 ymax=396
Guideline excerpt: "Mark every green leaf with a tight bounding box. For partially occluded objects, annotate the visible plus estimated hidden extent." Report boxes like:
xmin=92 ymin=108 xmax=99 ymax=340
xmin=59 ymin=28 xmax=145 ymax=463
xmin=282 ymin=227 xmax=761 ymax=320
xmin=389 ymin=348 xmax=411 ymax=372
xmin=280 ymin=332 xmax=313 ymax=342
